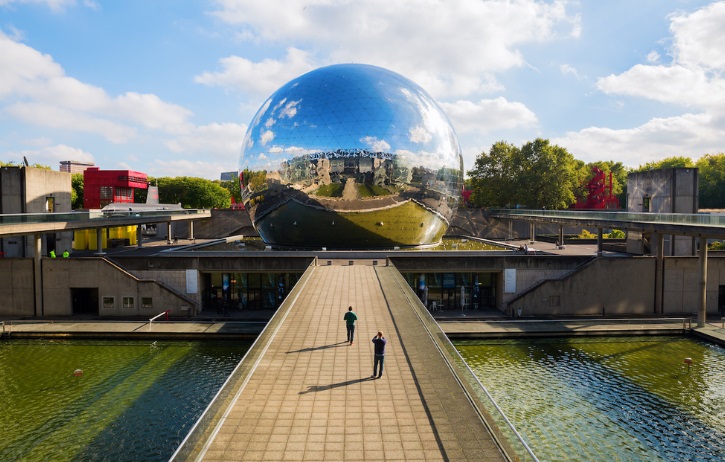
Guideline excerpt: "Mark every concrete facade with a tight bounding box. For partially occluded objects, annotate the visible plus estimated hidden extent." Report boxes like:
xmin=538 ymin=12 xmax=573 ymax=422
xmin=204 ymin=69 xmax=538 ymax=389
xmin=626 ymin=168 xmax=698 ymax=256
xmin=0 ymin=166 xmax=72 ymax=258
xmin=2 ymin=250 xmax=724 ymax=319
xmin=35 ymin=258 xmax=195 ymax=317
xmin=508 ymin=255 xmax=725 ymax=317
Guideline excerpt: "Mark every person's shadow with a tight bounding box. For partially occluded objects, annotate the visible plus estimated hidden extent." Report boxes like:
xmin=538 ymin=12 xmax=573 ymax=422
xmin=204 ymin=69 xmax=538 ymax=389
xmin=286 ymin=342 xmax=348 ymax=354
xmin=299 ymin=376 xmax=376 ymax=394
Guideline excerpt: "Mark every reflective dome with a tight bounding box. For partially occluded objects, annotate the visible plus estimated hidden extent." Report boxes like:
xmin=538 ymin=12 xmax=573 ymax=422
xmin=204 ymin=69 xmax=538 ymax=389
xmin=239 ymin=63 xmax=463 ymax=248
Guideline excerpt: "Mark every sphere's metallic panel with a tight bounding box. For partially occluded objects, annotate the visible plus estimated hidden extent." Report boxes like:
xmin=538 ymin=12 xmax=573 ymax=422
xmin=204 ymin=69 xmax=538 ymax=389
xmin=239 ymin=63 xmax=463 ymax=248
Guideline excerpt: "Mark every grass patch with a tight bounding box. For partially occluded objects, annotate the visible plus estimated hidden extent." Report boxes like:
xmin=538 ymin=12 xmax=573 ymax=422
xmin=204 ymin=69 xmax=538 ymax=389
xmin=314 ymin=183 xmax=343 ymax=197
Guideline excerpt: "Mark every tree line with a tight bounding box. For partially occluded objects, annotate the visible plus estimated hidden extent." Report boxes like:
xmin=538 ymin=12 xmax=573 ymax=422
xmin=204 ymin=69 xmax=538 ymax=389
xmin=71 ymin=175 xmax=240 ymax=210
xmin=466 ymin=138 xmax=725 ymax=210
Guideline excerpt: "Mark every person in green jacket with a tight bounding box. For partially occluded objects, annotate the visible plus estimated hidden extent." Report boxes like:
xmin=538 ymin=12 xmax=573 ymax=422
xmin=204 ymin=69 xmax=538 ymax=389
xmin=343 ymin=306 xmax=358 ymax=345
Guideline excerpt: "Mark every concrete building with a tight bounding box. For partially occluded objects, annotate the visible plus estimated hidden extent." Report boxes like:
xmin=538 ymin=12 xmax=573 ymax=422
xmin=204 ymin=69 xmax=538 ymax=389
xmin=626 ymin=167 xmax=699 ymax=256
xmin=59 ymin=160 xmax=95 ymax=174
xmin=0 ymin=165 xmax=72 ymax=258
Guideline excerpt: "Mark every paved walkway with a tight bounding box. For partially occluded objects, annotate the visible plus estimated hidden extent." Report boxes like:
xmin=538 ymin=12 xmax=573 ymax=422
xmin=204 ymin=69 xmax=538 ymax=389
xmin=196 ymin=264 xmax=505 ymax=461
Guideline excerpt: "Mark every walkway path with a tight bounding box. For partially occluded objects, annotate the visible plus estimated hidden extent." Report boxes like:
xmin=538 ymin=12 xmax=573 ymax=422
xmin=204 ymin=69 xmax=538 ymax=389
xmin=196 ymin=264 xmax=505 ymax=461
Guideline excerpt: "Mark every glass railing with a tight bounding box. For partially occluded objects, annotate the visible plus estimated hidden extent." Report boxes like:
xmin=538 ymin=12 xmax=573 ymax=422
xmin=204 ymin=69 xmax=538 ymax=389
xmin=0 ymin=209 xmax=207 ymax=225
xmin=491 ymin=209 xmax=725 ymax=227
xmin=387 ymin=265 xmax=539 ymax=462
xmin=169 ymin=261 xmax=316 ymax=461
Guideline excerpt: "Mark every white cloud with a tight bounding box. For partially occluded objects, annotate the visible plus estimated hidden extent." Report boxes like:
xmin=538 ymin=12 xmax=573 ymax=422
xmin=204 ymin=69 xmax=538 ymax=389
xmin=164 ymin=122 xmax=247 ymax=158
xmin=6 ymin=102 xmax=136 ymax=142
xmin=440 ymin=98 xmax=538 ymax=134
xmin=553 ymin=112 xmax=721 ymax=167
xmin=149 ymin=158 xmax=229 ymax=180
xmin=195 ymin=47 xmax=315 ymax=100
xmin=4 ymin=143 xmax=94 ymax=167
xmin=206 ymin=0 xmax=580 ymax=99
xmin=560 ymin=64 xmax=580 ymax=79
xmin=0 ymin=0 xmax=79 ymax=12
xmin=0 ymin=33 xmax=197 ymax=141
xmin=562 ymin=2 xmax=725 ymax=167
xmin=597 ymin=2 xmax=725 ymax=111
xmin=360 ymin=136 xmax=391 ymax=152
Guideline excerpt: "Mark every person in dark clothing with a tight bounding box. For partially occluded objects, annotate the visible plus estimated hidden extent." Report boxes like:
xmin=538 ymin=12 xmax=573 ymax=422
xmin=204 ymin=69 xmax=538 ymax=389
xmin=371 ymin=331 xmax=386 ymax=378
xmin=343 ymin=306 xmax=358 ymax=345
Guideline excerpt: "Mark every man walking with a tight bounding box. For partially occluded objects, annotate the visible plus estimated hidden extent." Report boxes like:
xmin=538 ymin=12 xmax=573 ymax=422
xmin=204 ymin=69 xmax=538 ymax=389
xmin=371 ymin=331 xmax=386 ymax=378
xmin=343 ymin=306 xmax=358 ymax=345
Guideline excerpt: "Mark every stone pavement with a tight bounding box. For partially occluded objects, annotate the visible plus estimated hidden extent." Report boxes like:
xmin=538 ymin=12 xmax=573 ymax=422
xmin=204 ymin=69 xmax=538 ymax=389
xmin=194 ymin=264 xmax=506 ymax=461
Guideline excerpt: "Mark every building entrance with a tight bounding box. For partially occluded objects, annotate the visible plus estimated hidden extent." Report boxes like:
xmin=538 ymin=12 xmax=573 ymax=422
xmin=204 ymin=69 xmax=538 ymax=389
xmin=71 ymin=288 xmax=99 ymax=315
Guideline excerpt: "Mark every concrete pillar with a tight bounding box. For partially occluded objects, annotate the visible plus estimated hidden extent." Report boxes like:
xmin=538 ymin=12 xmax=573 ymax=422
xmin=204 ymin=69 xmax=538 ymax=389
xmin=136 ymin=225 xmax=143 ymax=248
xmin=167 ymin=222 xmax=173 ymax=244
xmin=558 ymin=225 xmax=564 ymax=247
xmin=95 ymin=228 xmax=105 ymax=255
xmin=33 ymin=234 xmax=42 ymax=317
xmin=189 ymin=221 xmax=195 ymax=242
xmin=654 ymin=232 xmax=664 ymax=314
xmin=529 ymin=223 xmax=535 ymax=244
xmin=698 ymin=235 xmax=708 ymax=327
xmin=597 ymin=227 xmax=603 ymax=256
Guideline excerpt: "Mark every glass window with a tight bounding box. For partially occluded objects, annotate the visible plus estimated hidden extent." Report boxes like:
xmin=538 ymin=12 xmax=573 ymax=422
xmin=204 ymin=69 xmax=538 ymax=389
xmin=248 ymin=273 xmax=261 ymax=288
xmin=123 ymin=297 xmax=134 ymax=309
xmin=103 ymin=296 xmax=115 ymax=309
xmin=142 ymin=297 xmax=153 ymax=309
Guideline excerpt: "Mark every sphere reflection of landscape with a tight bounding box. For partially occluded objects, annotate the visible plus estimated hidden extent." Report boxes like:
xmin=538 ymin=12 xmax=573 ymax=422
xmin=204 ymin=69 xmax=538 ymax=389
xmin=239 ymin=64 xmax=463 ymax=248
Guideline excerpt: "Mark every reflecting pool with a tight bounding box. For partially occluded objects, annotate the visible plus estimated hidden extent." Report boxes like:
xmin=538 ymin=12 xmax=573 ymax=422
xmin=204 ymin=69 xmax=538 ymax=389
xmin=0 ymin=339 xmax=249 ymax=461
xmin=456 ymin=336 xmax=725 ymax=461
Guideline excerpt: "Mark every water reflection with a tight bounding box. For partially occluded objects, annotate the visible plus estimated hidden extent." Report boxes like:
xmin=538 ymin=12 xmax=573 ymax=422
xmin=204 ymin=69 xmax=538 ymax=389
xmin=238 ymin=64 xmax=464 ymax=248
xmin=456 ymin=336 xmax=725 ymax=461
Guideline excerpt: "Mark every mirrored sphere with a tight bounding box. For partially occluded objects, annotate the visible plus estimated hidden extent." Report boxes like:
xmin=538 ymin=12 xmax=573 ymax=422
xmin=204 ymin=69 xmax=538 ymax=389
xmin=239 ymin=63 xmax=463 ymax=248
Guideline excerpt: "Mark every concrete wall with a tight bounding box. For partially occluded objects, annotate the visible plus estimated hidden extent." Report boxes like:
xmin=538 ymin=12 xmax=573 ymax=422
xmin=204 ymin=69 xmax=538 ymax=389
xmin=508 ymin=258 xmax=656 ymax=316
xmin=0 ymin=166 xmax=73 ymax=258
xmin=507 ymin=255 xmax=725 ymax=317
xmin=0 ymin=258 xmax=35 ymax=316
xmin=626 ymin=168 xmax=698 ymax=256
xmin=663 ymin=257 xmax=725 ymax=314
xmin=41 ymin=258 xmax=195 ymax=317
xmin=448 ymin=208 xmax=587 ymax=240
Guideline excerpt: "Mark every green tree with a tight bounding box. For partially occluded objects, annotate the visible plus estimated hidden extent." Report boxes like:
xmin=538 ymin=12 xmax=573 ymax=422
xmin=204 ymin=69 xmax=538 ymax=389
xmin=696 ymin=153 xmax=725 ymax=209
xmin=155 ymin=176 xmax=231 ymax=209
xmin=518 ymin=138 xmax=578 ymax=209
xmin=467 ymin=139 xmax=580 ymax=209
xmin=466 ymin=141 xmax=519 ymax=207
xmin=632 ymin=155 xmax=694 ymax=172
xmin=71 ymin=173 xmax=84 ymax=209
xmin=217 ymin=178 xmax=241 ymax=203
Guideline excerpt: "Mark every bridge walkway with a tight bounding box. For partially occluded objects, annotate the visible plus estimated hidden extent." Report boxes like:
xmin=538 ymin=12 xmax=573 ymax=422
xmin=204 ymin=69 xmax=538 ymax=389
xmin=196 ymin=264 xmax=506 ymax=461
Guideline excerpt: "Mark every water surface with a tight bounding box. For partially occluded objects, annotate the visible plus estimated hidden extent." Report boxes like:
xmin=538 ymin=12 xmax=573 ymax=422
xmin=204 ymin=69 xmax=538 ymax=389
xmin=456 ymin=336 xmax=725 ymax=461
xmin=0 ymin=339 xmax=249 ymax=461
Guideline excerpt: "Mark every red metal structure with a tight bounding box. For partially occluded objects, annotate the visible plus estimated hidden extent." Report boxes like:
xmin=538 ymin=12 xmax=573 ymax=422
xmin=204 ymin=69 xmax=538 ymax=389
xmin=83 ymin=167 xmax=148 ymax=209
xmin=574 ymin=166 xmax=620 ymax=210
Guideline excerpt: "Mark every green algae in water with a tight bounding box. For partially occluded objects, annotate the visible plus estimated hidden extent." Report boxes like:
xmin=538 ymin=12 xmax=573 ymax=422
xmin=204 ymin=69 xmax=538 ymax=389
xmin=0 ymin=339 xmax=249 ymax=462
xmin=456 ymin=336 xmax=725 ymax=461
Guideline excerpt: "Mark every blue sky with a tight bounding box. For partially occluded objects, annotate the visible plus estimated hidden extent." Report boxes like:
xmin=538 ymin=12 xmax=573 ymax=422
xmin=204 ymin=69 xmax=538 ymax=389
xmin=1 ymin=0 xmax=723 ymax=179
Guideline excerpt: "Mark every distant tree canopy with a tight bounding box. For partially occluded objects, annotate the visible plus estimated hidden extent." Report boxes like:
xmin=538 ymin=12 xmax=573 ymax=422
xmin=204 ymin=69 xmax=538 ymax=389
xmin=467 ymin=138 xmax=579 ymax=209
xmin=71 ymin=173 xmax=84 ymax=209
xmin=467 ymin=143 xmax=725 ymax=210
xmin=148 ymin=176 xmax=231 ymax=209
xmin=631 ymin=156 xmax=695 ymax=172
xmin=0 ymin=161 xmax=51 ymax=169
xmin=695 ymin=153 xmax=725 ymax=209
